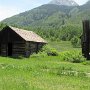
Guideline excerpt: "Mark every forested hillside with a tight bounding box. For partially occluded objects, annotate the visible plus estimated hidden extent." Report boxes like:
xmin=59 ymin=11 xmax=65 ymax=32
xmin=1 ymin=0 xmax=90 ymax=41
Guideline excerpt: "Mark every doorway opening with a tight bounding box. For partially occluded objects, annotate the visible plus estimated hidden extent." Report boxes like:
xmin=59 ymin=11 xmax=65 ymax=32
xmin=8 ymin=43 xmax=12 ymax=56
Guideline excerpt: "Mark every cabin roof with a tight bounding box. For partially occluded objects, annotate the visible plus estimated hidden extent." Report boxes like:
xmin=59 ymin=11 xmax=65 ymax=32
xmin=3 ymin=26 xmax=47 ymax=43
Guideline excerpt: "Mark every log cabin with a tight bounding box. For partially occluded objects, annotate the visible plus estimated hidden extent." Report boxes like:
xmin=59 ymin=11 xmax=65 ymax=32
xmin=0 ymin=26 xmax=47 ymax=57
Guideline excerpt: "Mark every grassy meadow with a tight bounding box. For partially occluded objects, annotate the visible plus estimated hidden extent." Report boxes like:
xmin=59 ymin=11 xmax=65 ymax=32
xmin=49 ymin=41 xmax=81 ymax=52
xmin=0 ymin=41 xmax=90 ymax=90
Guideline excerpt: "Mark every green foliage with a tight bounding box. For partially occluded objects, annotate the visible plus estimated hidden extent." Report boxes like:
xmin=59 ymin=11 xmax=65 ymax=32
xmin=50 ymin=66 xmax=87 ymax=77
xmin=59 ymin=50 xmax=86 ymax=63
xmin=0 ymin=56 xmax=90 ymax=90
xmin=71 ymin=36 xmax=81 ymax=48
xmin=2 ymin=4 xmax=73 ymax=27
xmin=47 ymin=49 xmax=59 ymax=56
xmin=31 ymin=43 xmax=84 ymax=63
xmin=31 ymin=41 xmax=81 ymax=58
xmin=0 ymin=23 xmax=7 ymax=30
xmin=22 ymin=24 xmax=82 ymax=42
xmin=30 ymin=44 xmax=59 ymax=57
xmin=41 ymin=45 xmax=59 ymax=56
xmin=0 ymin=41 xmax=88 ymax=90
xmin=82 ymin=61 xmax=90 ymax=65
xmin=30 ymin=52 xmax=47 ymax=58
xmin=49 ymin=41 xmax=81 ymax=52
xmin=59 ymin=25 xmax=81 ymax=41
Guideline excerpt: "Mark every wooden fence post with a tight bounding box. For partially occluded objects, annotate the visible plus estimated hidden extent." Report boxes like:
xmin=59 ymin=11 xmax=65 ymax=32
xmin=82 ymin=20 xmax=90 ymax=59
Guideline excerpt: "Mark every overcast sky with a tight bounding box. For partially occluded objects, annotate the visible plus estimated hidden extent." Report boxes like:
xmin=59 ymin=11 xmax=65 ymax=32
xmin=0 ymin=0 xmax=88 ymax=21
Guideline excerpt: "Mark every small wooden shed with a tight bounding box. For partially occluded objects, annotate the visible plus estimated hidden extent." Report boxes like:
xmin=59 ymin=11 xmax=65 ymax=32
xmin=0 ymin=26 xmax=47 ymax=57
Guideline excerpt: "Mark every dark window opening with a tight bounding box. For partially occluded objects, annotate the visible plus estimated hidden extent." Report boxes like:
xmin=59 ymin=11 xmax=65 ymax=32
xmin=8 ymin=43 xmax=12 ymax=56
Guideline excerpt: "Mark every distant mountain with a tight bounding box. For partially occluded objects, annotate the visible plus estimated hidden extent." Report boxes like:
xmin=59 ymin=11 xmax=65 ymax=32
xmin=85 ymin=0 xmax=90 ymax=5
xmin=80 ymin=0 xmax=90 ymax=10
xmin=49 ymin=0 xmax=79 ymax=6
xmin=2 ymin=4 xmax=75 ymax=27
xmin=2 ymin=0 xmax=90 ymax=28
xmin=1 ymin=0 xmax=90 ymax=33
xmin=1 ymin=0 xmax=90 ymax=41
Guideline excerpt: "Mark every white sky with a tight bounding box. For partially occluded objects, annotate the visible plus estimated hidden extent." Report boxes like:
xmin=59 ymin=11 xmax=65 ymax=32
xmin=75 ymin=0 xmax=88 ymax=5
xmin=0 ymin=0 xmax=89 ymax=21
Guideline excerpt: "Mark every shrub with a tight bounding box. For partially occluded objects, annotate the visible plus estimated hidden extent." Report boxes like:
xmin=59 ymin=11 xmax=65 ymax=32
xmin=30 ymin=52 xmax=47 ymax=58
xmin=47 ymin=50 xmax=58 ymax=56
xmin=42 ymin=45 xmax=59 ymax=56
xmin=71 ymin=36 xmax=81 ymax=48
xmin=59 ymin=50 xmax=86 ymax=63
xmin=30 ymin=45 xmax=59 ymax=57
xmin=82 ymin=61 xmax=90 ymax=65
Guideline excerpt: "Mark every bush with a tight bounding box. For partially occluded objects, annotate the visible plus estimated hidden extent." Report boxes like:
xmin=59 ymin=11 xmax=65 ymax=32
xmin=42 ymin=45 xmax=59 ymax=56
xmin=71 ymin=36 xmax=81 ymax=48
xmin=59 ymin=50 xmax=86 ymax=63
xmin=30 ymin=45 xmax=59 ymax=57
xmin=47 ymin=49 xmax=58 ymax=56
xmin=82 ymin=61 xmax=90 ymax=65
xmin=30 ymin=52 xmax=47 ymax=58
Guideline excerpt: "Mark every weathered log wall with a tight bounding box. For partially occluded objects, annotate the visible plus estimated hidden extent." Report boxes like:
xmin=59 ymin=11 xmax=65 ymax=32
xmin=25 ymin=42 xmax=44 ymax=57
xmin=12 ymin=41 xmax=26 ymax=57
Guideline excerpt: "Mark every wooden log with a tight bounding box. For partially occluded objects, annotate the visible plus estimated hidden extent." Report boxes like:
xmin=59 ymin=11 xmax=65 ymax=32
xmin=82 ymin=20 xmax=90 ymax=59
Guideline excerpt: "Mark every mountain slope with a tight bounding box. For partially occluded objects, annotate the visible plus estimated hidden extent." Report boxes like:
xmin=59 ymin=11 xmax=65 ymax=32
xmin=2 ymin=0 xmax=90 ymax=28
xmin=67 ymin=0 xmax=90 ymax=25
xmin=2 ymin=0 xmax=90 ymax=27
xmin=2 ymin=4 xmax=75 ymax=27
xmin=49 ymin=0 xmax=78 ymax=6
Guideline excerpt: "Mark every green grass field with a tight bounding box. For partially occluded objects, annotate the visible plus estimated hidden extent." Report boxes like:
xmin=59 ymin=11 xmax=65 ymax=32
xmin=0 ymin=56 xmax=90 ymax=90
xmin=49 ymin=41 xmax=81 ymax=52
xmin=0 ymin=41 xmax=90 ymax=90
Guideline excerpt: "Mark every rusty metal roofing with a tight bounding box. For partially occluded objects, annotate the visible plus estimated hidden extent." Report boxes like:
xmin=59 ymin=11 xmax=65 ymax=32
xmin=9 ymin=26 xmax=47 ymax=43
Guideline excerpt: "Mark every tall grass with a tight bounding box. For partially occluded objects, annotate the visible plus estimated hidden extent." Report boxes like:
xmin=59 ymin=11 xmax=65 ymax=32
xmin=0 ymin=56 xmax=90 ymax=90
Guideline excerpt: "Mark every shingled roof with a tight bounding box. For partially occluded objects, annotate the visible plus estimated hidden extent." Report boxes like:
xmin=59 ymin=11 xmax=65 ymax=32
xmin=8 ymin=26 xmax=47 ymax=43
